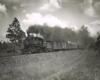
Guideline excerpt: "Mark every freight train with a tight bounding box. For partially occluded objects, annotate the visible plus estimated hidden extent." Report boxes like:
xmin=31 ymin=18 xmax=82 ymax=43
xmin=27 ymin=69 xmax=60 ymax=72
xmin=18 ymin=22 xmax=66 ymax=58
xmin=22 ymin=33 xmax=83 ymax=54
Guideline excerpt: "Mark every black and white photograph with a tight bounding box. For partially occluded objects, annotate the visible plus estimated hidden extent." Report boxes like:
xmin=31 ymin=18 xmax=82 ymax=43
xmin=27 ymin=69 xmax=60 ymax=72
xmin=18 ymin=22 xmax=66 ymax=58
xmin=0 ymin=0 xmax=100 ymax=80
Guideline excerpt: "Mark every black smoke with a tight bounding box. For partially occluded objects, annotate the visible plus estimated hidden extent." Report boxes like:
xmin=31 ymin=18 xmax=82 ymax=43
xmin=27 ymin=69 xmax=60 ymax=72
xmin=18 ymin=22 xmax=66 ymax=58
xmin=27 ymin=24 xmax=96 ymax=48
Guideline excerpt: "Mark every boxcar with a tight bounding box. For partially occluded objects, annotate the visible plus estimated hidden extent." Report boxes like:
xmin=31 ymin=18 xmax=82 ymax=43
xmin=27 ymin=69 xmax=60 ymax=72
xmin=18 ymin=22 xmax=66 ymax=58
xmin=46 ymin=41 xmax=53 ymax=52
xmin=56 ymin=41 xmax=62 ymax=50
xmin=74 ymin=45 xmax=77 ymax=49
xmin=66 ymin=43 xmax=69 ymax=50
xmin=61 ymin=42 xmax=66 ymax=50
xmin=52 ymin=41 xmax=58 ymax=51
xmin=72 ymin=44 xmax=75 ymax=49
xmin=68 ymin=43 xmax=72 ymax=50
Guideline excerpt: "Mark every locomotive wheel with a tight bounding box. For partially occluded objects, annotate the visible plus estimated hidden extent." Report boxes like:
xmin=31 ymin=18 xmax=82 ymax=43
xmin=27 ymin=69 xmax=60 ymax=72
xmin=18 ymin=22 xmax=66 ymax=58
xmin=44 ymin=48 xmax=47 ymax=53
xmin=30 ymin=46 xmax=37 ymax=54
xmin=38 ymin=49 xmax=43 ymax=53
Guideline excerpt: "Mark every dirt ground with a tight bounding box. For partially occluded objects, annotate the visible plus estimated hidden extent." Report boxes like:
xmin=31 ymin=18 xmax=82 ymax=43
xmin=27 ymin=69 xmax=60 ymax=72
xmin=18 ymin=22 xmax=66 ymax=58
xmin=0 ymin=50 xmax=100 ymax=80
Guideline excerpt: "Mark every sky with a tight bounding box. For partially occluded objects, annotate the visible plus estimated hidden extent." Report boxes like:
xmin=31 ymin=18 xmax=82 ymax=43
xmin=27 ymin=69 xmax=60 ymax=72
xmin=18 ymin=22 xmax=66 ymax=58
xmin=0 ymin=0 xmax=100 ymax=41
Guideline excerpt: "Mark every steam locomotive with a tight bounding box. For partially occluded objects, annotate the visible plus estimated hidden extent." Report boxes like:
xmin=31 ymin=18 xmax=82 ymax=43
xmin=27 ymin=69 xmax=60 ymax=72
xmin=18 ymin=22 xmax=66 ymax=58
xmin=23 ymin=33 xmax=83 ymax=54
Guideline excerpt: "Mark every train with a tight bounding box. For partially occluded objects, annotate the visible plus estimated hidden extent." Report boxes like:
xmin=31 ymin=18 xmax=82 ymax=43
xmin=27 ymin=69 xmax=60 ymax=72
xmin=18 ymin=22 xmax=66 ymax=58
xmin=22 ymin=33 xmax=84 ymax=54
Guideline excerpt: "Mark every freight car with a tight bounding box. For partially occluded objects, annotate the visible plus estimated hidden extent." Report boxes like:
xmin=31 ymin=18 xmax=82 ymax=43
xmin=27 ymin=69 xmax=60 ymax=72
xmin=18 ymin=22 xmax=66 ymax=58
xmin=23 ymin=34 xmax=83 ymax=54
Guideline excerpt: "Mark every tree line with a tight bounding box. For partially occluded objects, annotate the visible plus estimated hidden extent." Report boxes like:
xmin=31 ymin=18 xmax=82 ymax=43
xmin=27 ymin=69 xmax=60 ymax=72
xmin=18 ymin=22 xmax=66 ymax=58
xmin=0 ymin=18 xmax=100 ymax=55
xmin=27 ymin=25 xmax=95 ymax=48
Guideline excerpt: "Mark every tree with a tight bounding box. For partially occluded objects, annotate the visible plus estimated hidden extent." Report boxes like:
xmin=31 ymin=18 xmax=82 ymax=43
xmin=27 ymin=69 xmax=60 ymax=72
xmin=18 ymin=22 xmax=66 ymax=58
xmin=6 ymin=18 xmax=26 ymax=43
xmin=94 ymin=35 xmax=100 ymax=50
xmin=92 ymin=35 xmax=100 ymax=55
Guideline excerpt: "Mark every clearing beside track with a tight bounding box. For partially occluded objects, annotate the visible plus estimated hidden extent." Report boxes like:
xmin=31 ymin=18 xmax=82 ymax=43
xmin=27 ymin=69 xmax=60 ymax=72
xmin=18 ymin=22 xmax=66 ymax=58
xmin=0 ymin=50 xmax=100 ymax=80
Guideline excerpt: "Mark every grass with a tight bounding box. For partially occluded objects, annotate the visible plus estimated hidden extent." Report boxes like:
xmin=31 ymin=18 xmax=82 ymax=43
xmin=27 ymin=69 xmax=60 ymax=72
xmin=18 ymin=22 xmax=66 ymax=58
xmin=0 ymin=50 xmax=100 ymax=80
xmin=49 ymin=50 xmax=100 ymax=80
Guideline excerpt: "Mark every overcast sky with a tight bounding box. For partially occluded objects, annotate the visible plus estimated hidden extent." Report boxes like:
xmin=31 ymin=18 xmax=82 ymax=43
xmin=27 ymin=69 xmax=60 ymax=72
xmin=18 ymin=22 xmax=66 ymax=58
xmin=0 ymin=0 xmax=100 ymax=41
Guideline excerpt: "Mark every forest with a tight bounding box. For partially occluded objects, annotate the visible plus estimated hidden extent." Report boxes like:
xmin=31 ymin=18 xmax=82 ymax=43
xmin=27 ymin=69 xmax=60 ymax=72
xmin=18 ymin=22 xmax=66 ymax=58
xmin=0 ymin=18 xmax=100 ymax=56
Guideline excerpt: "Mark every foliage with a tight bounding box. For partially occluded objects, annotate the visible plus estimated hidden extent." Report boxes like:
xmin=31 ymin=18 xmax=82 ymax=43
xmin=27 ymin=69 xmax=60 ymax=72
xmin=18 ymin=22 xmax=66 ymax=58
xmin=77 ymin=25 xmax=95 ymax=47
xmin=88 ymin=33 xmax=100 ymax=55
xmin=94 ymin=35 xmax=100 ymax=51
xmin=6 ymin=18 xmax=26 ymax=43
xmin=26 ymin=24 xmax=95 ymax=48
